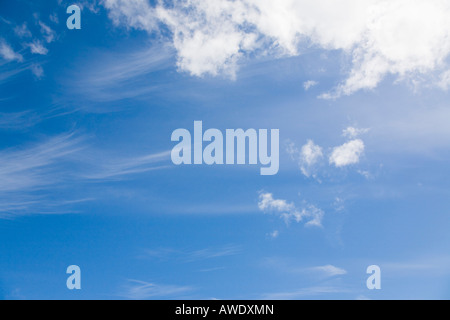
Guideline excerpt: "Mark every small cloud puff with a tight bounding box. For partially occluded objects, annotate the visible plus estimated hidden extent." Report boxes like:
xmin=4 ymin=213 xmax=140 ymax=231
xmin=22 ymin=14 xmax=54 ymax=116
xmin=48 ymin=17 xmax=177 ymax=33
xmin=258 ymin=192 xmax=324 ymax=228
xmin=303 ymin=80 xmax=318 ymax=91
xmin=329 ymin=139 xmax=365 ymax=168
xmin=343 ymin=127 xmax=370 ymax=139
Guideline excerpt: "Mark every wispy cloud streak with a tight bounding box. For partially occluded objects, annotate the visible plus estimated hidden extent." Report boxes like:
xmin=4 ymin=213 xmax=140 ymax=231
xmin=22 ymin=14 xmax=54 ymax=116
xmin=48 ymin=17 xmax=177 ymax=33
xmin=120 ymin=280 xmax=193 ymax=300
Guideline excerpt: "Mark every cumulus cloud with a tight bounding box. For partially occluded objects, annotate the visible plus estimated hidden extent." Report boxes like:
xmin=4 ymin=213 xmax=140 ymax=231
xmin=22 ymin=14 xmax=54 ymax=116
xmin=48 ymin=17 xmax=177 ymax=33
xmin=0 ymin=40 xmax=23 ymax=62
xmin=288 ymin=127 xmax=368 ymax=175
xmin=102 ymin=0 xmax=450 ymax=96
xmin=258 ymin=192 xmax=324 ymax=228
xmin=329 ymin=139 xmax=365 ymax=167
xmin=157 ymin=0 xmax=259 ymax=78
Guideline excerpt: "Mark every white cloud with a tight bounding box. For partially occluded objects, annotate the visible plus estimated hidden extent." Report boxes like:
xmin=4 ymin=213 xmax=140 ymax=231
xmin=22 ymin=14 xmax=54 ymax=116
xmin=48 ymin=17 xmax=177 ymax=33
xmin=258 ymin=192 xmax=294 ymax=213
xmin=299 ymin=140 xmax=323 ymax=177
xmin=262 ymin=286 xmax=344 ymax=300
xmin=0 ymin=40 xmax=23 ymax=62
xmin=303 ymin=80 xmax=318 ymax=91
xmin=343 ymin=127 xmax=370 ymax=139
xmin=28 ymin=41 xmax=48 ymax=55
xmin=329 ymin=139 xmax=365 ymax=167
xmin=438 ymin=70 xmax=450 ymax=90
xmin=103 ymin=0 xmax=158 ymax=32
xmin=358 ymin=170 xmax=372 ymax=179
xmin=103 ymin=0 xmax=450 ymax=96
xmin=67 ymin=44 xmax=173 ymax=102
xmin=121 ymin=280 xmax=193 ymax=300
xmin=144 ymin=245 xmax=241 ymax=262
xmin=0 ymin=134 xmax=86 ymax=218
xmin=0 ymin=111 xmax=41 ymax=130
xmin=83 ymin=150 xmax=171 ymax=180
xmin=302 ymin=205 xmax=324 ymax=228
xmin=258 ymin=192 xmax=324 ymax=228
xmin=0 ymin=134 xmax=83 ymax=194
xmin=157 ymin=0 xmax=259 ymax=78
xmin=286 ymin=140 xmax=323 ymax=178
xmin=310 ymin=265 xmax=347 ymax=277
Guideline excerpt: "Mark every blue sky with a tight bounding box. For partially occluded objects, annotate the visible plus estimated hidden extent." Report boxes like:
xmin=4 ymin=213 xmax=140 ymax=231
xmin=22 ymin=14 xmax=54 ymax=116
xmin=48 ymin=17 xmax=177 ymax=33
xmin=0 ymin=0 xmax=450 ymax=300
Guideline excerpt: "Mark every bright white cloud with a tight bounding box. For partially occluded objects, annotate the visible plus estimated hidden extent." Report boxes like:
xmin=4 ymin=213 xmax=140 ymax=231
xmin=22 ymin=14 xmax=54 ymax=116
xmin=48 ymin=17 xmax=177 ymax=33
xmin=0 ymin=40 xmax=23 ymax=62
xmin=258 ymin=193 xmax=324 ymax=228
xmin=157 ymin=0 xmax=258 ymax=78
xmin=258 ymin=192 xmax=294 ymax=213
xmin=329 ymin=139 xmax=365 ymax=167
xmin=102 ymin=0 xmax=450 ymax=96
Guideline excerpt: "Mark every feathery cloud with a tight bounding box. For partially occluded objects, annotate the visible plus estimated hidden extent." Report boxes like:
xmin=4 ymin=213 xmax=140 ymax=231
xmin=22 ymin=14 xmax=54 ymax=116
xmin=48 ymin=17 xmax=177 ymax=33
xmin=310 ymin=265 xmax=347 ymax=277
xmin=0 ymin=39 xmax=23 ymax=62
xmin=120 ymin=280 xmax=193 ymax=300
xmin=14 ymin=23 xmax=32 ymax=38
xmin=28 ymin=41 xmax=48 ymax=55
xmin=39 ymin=21 xmax=56 ymax=43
